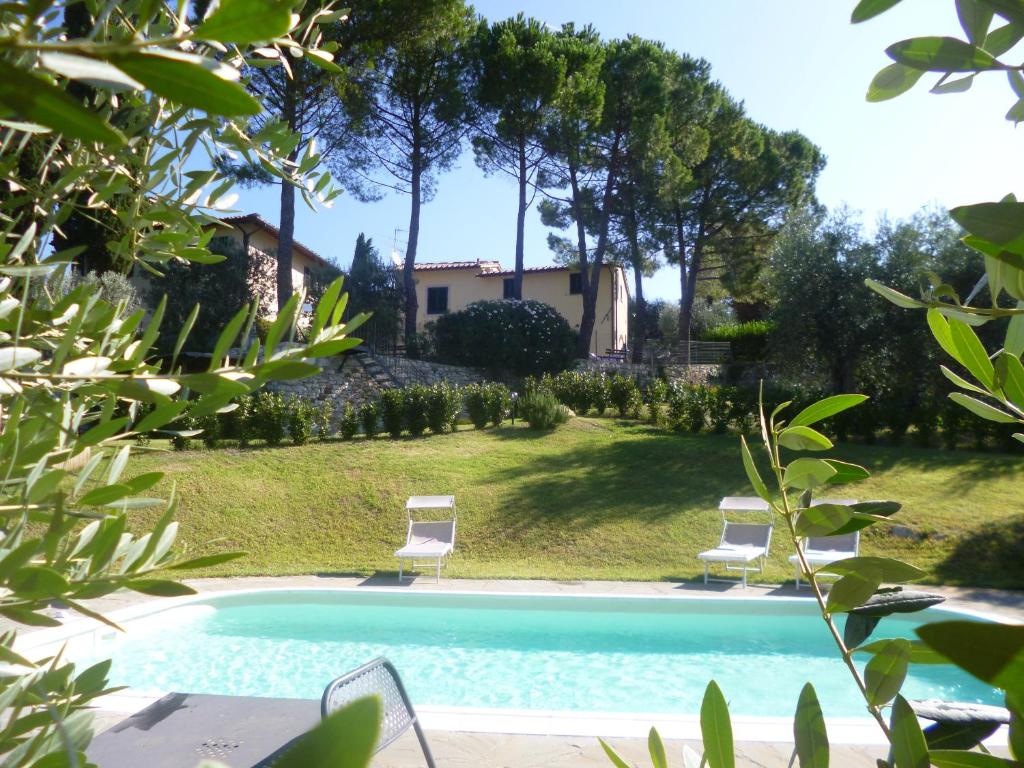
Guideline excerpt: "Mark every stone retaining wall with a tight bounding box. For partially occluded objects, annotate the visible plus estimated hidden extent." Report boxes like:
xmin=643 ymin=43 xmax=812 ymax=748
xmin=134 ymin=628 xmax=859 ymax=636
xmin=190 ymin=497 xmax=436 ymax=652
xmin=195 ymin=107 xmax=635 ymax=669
xmin=379 ymin=355 xmax=486 ymax=388
xmin=662 ymin=364 xmax=724 ymax=386
xmin=265 ymin=352 xmax=483 ymax=425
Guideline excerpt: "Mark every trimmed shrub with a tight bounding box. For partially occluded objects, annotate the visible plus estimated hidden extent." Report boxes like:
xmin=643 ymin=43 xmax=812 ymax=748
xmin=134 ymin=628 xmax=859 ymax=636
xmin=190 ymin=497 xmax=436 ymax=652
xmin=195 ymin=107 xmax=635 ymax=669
xmin=706 ymin=386 xmax=734 ymax=434
xmin=427 ymin=382 xmax=462 ymax=435
xmin=252 ymin=391 xmax=287 ymax=446
xmin=433 ymin=299 xmax=576 ymax=377
xmin=590 ymin=373 xmax=609 ymax=416
xmin=380 ymin=389 xmax=405 ymax=438
xmin=520 ymin=388 xmax=569 ymax=430
xmin=170 ymin=414 xmax=196 ymax=450
xmin=484 ymin=382 xmax=512 ymax=426
xmin=666 ymin=383 xmax=706 ymax=432
xmin=699 ymin=320 xmax=773 ymax=362
xmin=403 ymin=384 xmax=430 ymax=436
xmin=219 ymin=394 xmax=254 ymax=446
xmin=315 ymin=401 xmax=334 ymax=441
xmin=551 ymin=371 xmax=593 ymax=415
xmin=463 ymin=384 xmax=489 ymax=429
xmin=198 ymin=413 xmax=220 ymax=448
xmin=608 ymin=374 xmax=639 ymax=418
xmin=646 ymin=379 xmax=668 ymax=426
xmin=287 ymin=398 xmax=314 ymax=446
xmin=360 ymin=401 xmax=380 ymax=438
xmin=339 ymin=404 xmax=359 ymax=440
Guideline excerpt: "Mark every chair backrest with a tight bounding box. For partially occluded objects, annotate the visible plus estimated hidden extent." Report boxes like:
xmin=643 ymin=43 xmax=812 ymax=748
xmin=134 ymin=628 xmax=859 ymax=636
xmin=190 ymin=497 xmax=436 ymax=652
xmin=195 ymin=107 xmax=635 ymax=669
xmin=720 ymin=522 xmax=772 ymax=551
xmin=407 ymin=520 xmax=456 ymax=548
xmin=805 ymin=531 xmax=859 ymax=554
xmin=321 ymin=658 xmax=436 ymax=767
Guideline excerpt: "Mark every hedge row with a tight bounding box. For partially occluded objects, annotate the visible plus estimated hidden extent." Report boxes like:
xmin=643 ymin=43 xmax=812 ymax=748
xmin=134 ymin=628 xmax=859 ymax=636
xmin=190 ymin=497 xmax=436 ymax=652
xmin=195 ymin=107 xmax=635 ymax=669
xmin=660 ymin=382 xmax=1023 ymax=452
xmin=158 ymin=382 xmax=520 ymax=449
xmin=698 ymin=320 xmax=773 ymax=363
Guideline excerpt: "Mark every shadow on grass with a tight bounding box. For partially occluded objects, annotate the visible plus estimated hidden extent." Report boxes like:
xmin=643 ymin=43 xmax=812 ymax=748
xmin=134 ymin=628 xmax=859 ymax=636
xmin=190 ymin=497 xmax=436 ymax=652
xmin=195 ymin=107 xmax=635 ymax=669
xmin=934 ymin=516 xmax=1024 ymax=590
xmin=823 ymin=441 xmax=1022 ymax=491
xmin=483 ymin=430 xmax=753 ymax=531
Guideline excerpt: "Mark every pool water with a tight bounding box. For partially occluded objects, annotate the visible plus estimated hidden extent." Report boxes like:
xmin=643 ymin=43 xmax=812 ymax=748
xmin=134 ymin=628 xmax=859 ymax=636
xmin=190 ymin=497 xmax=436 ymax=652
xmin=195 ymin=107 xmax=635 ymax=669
xmin=86 ymin=591 xmax=999 ymax=718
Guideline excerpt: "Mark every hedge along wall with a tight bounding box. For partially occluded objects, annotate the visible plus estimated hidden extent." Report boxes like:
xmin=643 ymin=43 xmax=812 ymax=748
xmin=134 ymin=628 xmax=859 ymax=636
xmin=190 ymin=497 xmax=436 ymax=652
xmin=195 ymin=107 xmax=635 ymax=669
xmin=265 ymin=350 xmax=483 ymax=428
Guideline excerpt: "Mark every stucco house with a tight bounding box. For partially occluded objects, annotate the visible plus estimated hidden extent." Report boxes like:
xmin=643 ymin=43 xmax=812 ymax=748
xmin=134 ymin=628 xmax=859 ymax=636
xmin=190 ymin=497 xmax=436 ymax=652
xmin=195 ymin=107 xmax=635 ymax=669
xmin=211 ymin=213 xmax=333 ymax=317
xmin=411 ymin=260 xmax=629 ymax=355
xmin=203 ymin=214 xmax=629 ymax=354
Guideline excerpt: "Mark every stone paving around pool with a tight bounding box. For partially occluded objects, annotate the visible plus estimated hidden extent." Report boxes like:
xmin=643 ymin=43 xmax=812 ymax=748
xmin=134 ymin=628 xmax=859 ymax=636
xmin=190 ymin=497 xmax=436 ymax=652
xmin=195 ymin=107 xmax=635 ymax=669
xmin=23 ymin=576 xmax=1024 ymax=768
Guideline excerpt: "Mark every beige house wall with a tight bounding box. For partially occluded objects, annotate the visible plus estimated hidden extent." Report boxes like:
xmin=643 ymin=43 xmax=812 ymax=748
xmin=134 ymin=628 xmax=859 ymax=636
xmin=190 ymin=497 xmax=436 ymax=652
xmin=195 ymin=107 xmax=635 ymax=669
xmin=211 ymin=223 xmax=322 ymax=317
xmin=413 ymin=265 xmax=629 ymax=355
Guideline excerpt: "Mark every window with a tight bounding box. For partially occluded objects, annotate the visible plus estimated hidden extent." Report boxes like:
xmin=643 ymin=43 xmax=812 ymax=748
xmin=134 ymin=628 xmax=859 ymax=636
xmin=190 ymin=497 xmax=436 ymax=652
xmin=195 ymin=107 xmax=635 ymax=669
xmin=303 ymin=266 xmax=311 ymax=287
xmin=503 ymin=278 xmax=515 ymax=299
xmin=426 ymin=286 xmax=449 ymax=315
xmin=569 ymin=272 xmax=583 ymax=295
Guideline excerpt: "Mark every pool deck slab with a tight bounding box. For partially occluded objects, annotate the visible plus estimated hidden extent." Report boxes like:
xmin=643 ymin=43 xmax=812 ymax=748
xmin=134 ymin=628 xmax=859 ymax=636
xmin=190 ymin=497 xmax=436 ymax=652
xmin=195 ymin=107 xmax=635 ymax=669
xmin=15 ymin=575 xmax=1024 ymax=767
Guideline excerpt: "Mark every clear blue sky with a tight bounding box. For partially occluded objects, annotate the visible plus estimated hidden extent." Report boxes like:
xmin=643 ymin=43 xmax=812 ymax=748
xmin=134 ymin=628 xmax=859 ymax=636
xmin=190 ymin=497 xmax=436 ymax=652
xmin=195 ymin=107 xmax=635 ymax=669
xmin=229 ymin=0 xmax=1024 ymax=302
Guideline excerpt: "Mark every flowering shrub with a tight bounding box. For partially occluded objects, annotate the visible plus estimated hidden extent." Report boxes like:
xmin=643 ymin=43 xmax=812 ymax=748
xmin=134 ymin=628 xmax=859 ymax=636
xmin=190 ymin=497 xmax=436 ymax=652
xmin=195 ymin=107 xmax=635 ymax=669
xmin=433 ymin=299 xmax=577 ymax=377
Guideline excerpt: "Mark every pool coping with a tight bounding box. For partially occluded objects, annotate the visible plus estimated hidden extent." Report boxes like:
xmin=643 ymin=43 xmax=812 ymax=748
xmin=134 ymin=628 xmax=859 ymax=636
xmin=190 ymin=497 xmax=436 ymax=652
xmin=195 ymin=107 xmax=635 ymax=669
xmin=14 ymin=578 xmax=1021 ymax=746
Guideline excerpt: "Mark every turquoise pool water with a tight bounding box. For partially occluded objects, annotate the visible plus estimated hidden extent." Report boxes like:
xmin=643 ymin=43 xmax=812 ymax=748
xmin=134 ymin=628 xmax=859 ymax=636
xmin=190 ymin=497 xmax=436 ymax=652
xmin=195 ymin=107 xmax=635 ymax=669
xmin=88 ymin=590 xmax=999 ymax=718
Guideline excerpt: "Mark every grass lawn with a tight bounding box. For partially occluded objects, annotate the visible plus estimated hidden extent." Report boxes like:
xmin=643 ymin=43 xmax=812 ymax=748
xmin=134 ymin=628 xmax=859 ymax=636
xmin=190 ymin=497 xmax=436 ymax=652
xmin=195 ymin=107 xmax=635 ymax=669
xmin=125 ymin=418 xmax=1024 ymax=588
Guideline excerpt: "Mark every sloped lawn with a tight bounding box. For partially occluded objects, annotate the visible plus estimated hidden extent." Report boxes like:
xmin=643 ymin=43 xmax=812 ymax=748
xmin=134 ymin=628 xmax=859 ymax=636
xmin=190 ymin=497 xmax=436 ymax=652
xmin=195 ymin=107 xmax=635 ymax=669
xmin=126 ymin=419 xmax=1024 ymax=588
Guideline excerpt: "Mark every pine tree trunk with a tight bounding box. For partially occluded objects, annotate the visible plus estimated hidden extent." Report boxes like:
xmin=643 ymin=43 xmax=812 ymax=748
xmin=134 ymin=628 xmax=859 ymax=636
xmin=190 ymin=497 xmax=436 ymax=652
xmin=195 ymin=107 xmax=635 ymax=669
xmin=569 ymin=165 xmax=592 ymax=356
xmin=403 ymin=154 xmax=422 ymax=345
xmin=678 ymin=239 xmax=703 ymax=346
xmin=631 ymin=257 xmax=646 ymax=365
xmin=276 ymin=82 xmax=299 ymax=313
xmin=514 ymin=137 xmax=527 ymax=300
xmin=578 ymin=135 xmax=621 ymax=358
xmin=276 ymin=153 xmax=297 ymax=312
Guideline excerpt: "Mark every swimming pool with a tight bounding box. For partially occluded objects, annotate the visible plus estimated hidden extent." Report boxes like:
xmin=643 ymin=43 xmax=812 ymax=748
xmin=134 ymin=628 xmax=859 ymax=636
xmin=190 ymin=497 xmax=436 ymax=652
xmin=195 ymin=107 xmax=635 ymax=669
xmin=66 ymin=589 xmax=998 ymax=720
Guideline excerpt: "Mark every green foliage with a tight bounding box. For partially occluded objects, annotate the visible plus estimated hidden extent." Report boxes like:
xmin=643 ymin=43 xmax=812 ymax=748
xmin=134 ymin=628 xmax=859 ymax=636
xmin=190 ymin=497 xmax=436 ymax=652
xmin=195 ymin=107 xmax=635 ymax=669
xmin=484 ymin=382 xmax=512 ymax=426
xmin=346 ymin=234 xmax=402 ymax=340
xmin=149 ymin=236 xmax=275 ymax=355
xmin=288 ymin=398 xmax=315 ymax=446
xmin=339 ymin=404 xmax=359 ymax=440
xmin=646 ymin=379 xmax=669 ymax=425
xmin=549 ymin=370 xmax=594 ymax=415
xmin=427 ymin=382 xmax=462 ymax=434
xmin=473 ymin=14 xmax=565 ymax=295
xmin=590 ymin=372 xmax=610 ymax=415
xmin=519 ymin=384 xmax=570 ymax=430
xmin=52 ymin=270 xmax=141 ymax=314
xmin=433 ymin=300 xmax=577 ymax=377
xmin=0 ymin=0 xmax=358 ymax=753
xmin=344 ymin=0 xmax=479 ymax=342
xmin=359 ymin=401 xmax=380 ymax=439
xmin=253 ymin=392 xmax=288 ymax=446
xmin=463 ymin=383 xmax=490 ymax=429
xmin=199 ymin=413 xmax=221 ymax=449
xmin=315 ymin=400 xmax=334 ymax=441
xmin=403 ymin=385 xmax=430 ymax=437
xmin=608 ymin=374 xmax=640 ymax=418
xmin=380 ymin=389 xmax=405 ymax=438
xmin=700 ymin=320 xmax=773 ymax=363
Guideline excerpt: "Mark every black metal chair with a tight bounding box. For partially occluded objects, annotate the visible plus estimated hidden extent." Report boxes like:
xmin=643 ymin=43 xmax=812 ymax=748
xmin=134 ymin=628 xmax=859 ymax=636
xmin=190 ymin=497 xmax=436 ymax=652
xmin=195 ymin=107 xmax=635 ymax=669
xmin=321 ymin=657 xmax=436 ymax=767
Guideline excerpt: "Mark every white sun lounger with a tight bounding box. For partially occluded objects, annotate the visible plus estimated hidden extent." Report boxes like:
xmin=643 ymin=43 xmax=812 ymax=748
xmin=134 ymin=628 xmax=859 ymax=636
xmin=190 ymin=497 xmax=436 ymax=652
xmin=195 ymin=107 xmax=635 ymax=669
xmin=697 ymin=497 xmax=773 ymax=588
xmin=789 ymin=498 xmax=860 ymax=589
xmin=395 ymin=496 xmax=456 ymax=582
